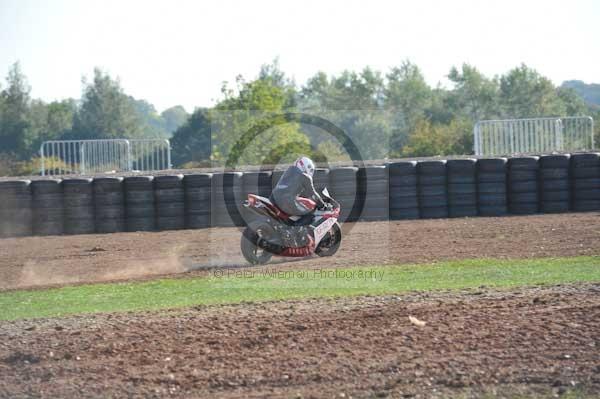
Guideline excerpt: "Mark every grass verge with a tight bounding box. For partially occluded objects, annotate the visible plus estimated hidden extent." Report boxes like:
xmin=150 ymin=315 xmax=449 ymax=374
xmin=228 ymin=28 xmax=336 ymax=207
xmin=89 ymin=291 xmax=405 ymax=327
xmin=1 ymin=256 xmax=599 ymax=321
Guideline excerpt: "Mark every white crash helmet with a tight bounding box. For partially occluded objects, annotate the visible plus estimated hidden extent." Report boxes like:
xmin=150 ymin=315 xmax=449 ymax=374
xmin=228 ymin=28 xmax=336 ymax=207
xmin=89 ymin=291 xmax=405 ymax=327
xmin=295 ymin=156 xmax=315 ymax=177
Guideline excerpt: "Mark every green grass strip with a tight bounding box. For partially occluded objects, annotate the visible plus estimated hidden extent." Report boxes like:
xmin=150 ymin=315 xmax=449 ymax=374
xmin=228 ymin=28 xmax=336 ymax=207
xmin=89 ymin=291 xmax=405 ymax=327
xmin=0 ymin=256 xmax=599 ymax=321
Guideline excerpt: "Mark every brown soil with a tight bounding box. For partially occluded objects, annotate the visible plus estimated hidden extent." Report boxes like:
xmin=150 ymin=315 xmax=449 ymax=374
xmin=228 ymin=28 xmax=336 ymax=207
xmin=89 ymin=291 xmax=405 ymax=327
xmin=1 ymin=213 xmax=600 ymax=291
xmin=1 ymin=284 xmax=599 ymax=398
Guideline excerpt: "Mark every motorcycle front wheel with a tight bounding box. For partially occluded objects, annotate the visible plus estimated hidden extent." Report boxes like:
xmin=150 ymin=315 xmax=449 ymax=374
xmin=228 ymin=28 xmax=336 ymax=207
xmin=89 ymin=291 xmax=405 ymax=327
xmin=241 ymin=225 xmax=274 ymax=265
xmin=315 ymin=222 xmax=342 ymax=257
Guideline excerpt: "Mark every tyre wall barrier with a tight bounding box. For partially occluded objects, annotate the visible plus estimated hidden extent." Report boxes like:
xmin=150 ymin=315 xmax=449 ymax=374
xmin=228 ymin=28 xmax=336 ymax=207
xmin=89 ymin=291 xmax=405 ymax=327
xmin=31 ymin=179 xmax=63 ymax=236
xmin=417 ymin=160 xmax=448 ymax=219
xmin=184 ymin=173 xmax=212 ymax=229
xmin=124 ymin=176 xmax=155 ymax=232
xmin=570 ymin=153 xmax=600 ymax=212
xmin=447 ymin=159 xmax=477 ymax=218
xmin=539 ymin=154 xmax=571 ymax=213
xmin=313 ymin=168 xmax=330 ymax=195
xmin=0 ymin=180 xmax=32 ymax=237
xmin=212 ymin=172 xmax=244 ymax=227
xmin=477 ymin=158 xmax=508 ymax=216
xmin=241 ymin=171 xmax=272 ymax=225
xmin=329 ymin=167 xmax=359 ymax=223
xmin=242 ymin=171 xmax=273 ymax=199
xmin=2 ymin=152 xmax=600 ymax=238
xmin=358 ymin=166 xmax=388 ymax=221
xmin=507 ymin=156 xmax=539 ymax=215
xmin=62 ymin=178 xmax=95 ymax=235
xmin=387 ymin=161 xmax=419 ymax=220
xmin=154 ymin=175 xmax=185 ymax=230
xmin=94 ymin=177 xmax=125 ymax=234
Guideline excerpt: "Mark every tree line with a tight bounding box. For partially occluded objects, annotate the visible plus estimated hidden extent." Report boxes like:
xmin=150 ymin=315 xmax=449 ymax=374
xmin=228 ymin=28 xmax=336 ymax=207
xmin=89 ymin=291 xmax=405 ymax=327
xmin=0 ymin=63 xmax=188 ymax=175
xmin=1 ymin=60 xmax=598 ymax=175
xmin=171 ymin=60 xmax=598 ymax=168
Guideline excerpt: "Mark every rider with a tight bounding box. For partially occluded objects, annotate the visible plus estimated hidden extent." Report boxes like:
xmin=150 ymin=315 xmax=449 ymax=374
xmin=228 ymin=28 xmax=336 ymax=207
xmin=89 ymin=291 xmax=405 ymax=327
xmin=271 ymin=156 xmax=325 ymax=220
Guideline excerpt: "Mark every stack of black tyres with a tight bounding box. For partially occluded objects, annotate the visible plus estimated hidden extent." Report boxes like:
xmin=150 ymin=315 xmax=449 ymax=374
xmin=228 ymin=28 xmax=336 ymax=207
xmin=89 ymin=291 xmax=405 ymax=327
xmin=63 ymin=178 xmax=95 ymax=234
xmin=446 ymin=159 xmax=477 ymax=217
xmin=329 ymin=167 xmax=359 ymax=222
xmin=417 ymin=161 xmax=448 ymax=219
xmin=388 ymin=161 xmax=419 ymax=220
xmin=240 ymin=171 xmax=271 ymax=224
xmin=94 ymin=177 xmax=125 ymax=233
xmin=477 ymin=158 xmax=508 ymax=216
xmin=242 ymin=171 xmax=273 ymax=198
xmin=124 ymin=176 xmax=155 ymax=232
xmin=0 ymin=180 xmax=32 ymax=237
xmin=507 ymin=156 xmax=539 ymax=215
xmin=184 ymin=173 xmax=212 ymax=229
xmin=154 ymin=175 xmax=185 ymax=230
xmin=359 ymin=166 xmax=388 ymax=221
xmin=31 ymin=180 xmax=64 ymax=236
xmin=539 ymin=154 xmax=570 ymax=213
xmin=570 ymin=153 xmax=600 ymax=212
xmin=212 ymin=172 xmax=244 ymax=227
xmin=313 ymin=168 xmax=330 ymax=193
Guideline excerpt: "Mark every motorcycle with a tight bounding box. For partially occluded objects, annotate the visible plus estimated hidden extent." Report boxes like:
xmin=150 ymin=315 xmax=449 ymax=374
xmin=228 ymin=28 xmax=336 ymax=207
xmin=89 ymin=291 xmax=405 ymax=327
xmin=240 ymin=188 xmax=342 ymax=265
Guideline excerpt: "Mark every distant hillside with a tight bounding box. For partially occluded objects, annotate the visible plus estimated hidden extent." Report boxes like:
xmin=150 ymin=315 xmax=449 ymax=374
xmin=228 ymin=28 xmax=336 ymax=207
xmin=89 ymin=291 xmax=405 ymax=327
xmin=562 ymin=80 xmax=600 ymax=107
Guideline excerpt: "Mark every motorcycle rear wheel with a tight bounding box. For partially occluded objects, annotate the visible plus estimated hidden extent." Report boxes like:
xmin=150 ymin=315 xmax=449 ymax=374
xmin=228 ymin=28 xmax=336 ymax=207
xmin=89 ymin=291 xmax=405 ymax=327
xmin=315 ymin=222 xmax=342 ymax=257
xmin=241 ymin=226 xmax=274 ymax=265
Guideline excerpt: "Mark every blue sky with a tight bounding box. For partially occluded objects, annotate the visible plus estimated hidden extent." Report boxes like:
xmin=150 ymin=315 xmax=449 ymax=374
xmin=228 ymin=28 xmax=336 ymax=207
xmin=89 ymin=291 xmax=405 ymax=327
xmin=0 ymin=0 xmax=598 ymax=112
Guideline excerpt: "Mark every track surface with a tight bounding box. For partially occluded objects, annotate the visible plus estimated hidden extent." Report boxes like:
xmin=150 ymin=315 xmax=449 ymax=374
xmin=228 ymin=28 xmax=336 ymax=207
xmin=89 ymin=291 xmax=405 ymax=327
xmin=1 ymin=213 xmax=600 ymax=290
xmin=2 ymin=214 xmax=600 ymax=398
xmin=1 ymin=284 xmax=599 ymax=398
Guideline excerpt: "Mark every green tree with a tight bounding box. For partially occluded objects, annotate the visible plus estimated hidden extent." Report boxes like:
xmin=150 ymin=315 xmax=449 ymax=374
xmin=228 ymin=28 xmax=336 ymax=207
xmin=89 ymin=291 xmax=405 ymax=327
xmin=561 ymin=80 xmax=600 ymax=106
xmin=298 ymin=68 xmax=390 ymax=160
xmin=71 ymin=68 xmax=143 ymax=139
xmin=556 ymin=87 xmax=588 ymax=116
xmin=29 ymin=99 xmax=76 ymax=149
xmin=590 ymin=108 xmax=600 ymax=146
xmin=47 ymin=100 xmax=76 ymax=139
xmin=447 ymin=64 xmax=499 ymax=121
xmin=384 ymin=61 xmax=432 ymax=153
xmin=0 ymin=62 xmax=32 ymax=158
xmin=213 ymin=68 xmax=310 ymax=166
xmin=314 ymin=140 xmax=350 ymax=162
xmin=402 ymin=118 xmax=473 ymax=157
xmin=161 ymin=105 xmax=188 ymax=135
xmin=132 ymin=99 xmax=169 ymax=138
xmin=385 ymin=61 xmax=431 ymax=124
xmin=499 ymin=64 xmax=566 ymax=118
xmin=26 ymin=99 xmax=49 ymax=152
xmin=300 ymin=67 xmax=383 ymax=110
xmin=170 ymin=108 xmax=212 ymax=167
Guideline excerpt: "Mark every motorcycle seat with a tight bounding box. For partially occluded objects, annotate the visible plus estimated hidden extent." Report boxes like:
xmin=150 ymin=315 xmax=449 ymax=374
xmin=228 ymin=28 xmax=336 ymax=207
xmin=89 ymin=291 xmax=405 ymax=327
xmin=247 ymin=194 xmax=313 ymax=226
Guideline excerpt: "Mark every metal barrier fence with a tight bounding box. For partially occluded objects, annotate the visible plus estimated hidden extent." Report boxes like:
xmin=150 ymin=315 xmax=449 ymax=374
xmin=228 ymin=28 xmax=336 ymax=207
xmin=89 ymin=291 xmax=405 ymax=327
xmin=474 ymin=116 xmax=594 ymax=156
xmin=40 ymin=139 xmax=171 ymax=176
xmin=129 ymin=139 xmax=172 ymax=173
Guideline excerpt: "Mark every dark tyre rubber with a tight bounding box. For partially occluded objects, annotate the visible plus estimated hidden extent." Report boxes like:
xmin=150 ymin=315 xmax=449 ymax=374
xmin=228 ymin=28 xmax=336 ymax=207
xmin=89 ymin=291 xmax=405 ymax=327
xmin=477 ymin=158 xmax=507 ymax=172
xmin=390 ymin=208 xmax=420 ymax=220
xmin=420 ymin=207 xmax=448 ymax=219
xmin=315 ymin=222 xmax=342 ymax=257
xmin=449 ymin=206 xmax=478 ymax=218
xmin=539 ymin=154 xmax=570 ymax=169
xmin=478 ymin=205 xmax=508 ymax=216
xmin=241 ymin=226 xmax=275 ymax=265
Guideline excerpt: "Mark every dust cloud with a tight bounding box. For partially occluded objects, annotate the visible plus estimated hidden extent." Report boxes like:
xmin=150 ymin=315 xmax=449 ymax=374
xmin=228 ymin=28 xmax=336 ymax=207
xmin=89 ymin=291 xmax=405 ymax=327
xmin=15 ymin=244 xmax=192 ymax=289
